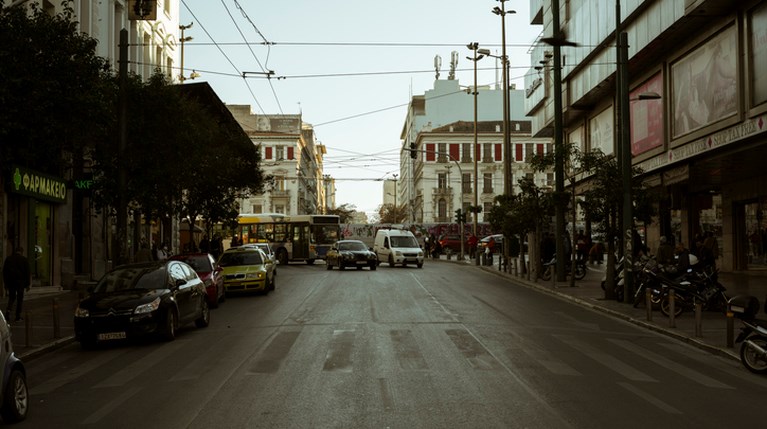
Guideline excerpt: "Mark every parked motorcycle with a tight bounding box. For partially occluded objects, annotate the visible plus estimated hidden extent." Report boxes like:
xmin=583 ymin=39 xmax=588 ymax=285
xmin=540 ymin=257 xmax=586 ymax=281
xmin=652 ymin=264 xmax=728 ymax=317
xmin=728 ymin=295 xmax=767 ymax=374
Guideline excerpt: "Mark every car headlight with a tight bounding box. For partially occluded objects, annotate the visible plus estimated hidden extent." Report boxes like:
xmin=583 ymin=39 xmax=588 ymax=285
xmin=75 ymin=306 xmax=89 ymax=318
xmin=394 ymin=251 xmax=402 ymax=256
xmin=246 ymin=272 xmax=264 ymax=279
xmin=418 ymin=252 xmax=424 ymax=257
xmin=134 ymin=297 xmax=161 ymax=315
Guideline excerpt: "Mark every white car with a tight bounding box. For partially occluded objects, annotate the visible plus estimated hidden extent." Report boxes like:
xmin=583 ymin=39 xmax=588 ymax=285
xmin=0 ymin=311 xmax=28 ymax=423
xmin=243 ymin=243 xmax=278 ymax=275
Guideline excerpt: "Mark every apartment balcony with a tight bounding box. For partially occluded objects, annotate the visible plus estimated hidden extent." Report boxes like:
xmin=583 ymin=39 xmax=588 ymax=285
xmin=432 ymin=187 xmax=452 ymax=197
xmin=482 ymin=187 xmax=494 ymax=195
xmin=271 ymin=189 xmax=291 ymax=198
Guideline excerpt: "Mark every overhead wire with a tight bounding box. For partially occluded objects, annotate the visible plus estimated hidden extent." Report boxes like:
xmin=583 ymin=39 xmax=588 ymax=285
xmin=180 ymin=0 xmax=267 ymax=114
xmin=222 ymin=0 xmax=284 ymax=113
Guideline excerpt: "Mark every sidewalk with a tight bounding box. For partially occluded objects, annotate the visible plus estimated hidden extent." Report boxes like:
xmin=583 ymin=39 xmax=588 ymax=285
xmin=437 ymin=252 xmax=767 ymax=362
xmin=4 ymin=287 xmax=81 ymax=360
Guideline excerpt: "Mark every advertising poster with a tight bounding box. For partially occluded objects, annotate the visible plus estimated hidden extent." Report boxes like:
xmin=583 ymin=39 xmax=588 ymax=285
xmin=671 ymin=25 xmax=737 ymax=138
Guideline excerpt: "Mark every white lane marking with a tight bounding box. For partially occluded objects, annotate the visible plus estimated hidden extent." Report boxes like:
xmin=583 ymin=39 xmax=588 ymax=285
xmin=554 ymin=335 xmax=657 ymax=382
xmin=82 ymin=387 xmax=142 ymax=424
xmin=610 ymin=339 xmax=734 ymax=389
xmin=618 ymin=382 xmax=682 ymax=414
xmin=32 ymin=351 xmax=123 ymax=395
xmin=93 ymin=340 xmax=188 ymax=388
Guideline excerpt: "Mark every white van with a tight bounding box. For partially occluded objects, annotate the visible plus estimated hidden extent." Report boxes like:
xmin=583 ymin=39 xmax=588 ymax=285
xmin=374 ymin=229 xmax=424 ymax=268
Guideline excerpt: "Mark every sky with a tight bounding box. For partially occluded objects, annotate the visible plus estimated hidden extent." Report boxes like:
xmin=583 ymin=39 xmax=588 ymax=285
xmin=179 ymin=0 xmax=544 ymax=219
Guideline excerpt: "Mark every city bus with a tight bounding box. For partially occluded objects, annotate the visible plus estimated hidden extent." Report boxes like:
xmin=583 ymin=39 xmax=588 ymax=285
xmin=236 ymin=213 xmax=340 ymax=265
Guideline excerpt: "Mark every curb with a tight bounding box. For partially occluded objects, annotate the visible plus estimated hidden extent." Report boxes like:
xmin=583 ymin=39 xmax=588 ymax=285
xmin=18 ymin=336 xmax=77 ymax=361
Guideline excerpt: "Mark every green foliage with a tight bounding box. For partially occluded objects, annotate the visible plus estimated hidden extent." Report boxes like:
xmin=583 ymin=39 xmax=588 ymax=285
xmin=377 ymin=203 xmax=407 ymax=224
xmin=0 ymin=1 xmax=113 ymax=177
xmin=0 ymin=2 xmax=265 ymax=227
xmin=327 ymin=203 xmax=358 ymax=223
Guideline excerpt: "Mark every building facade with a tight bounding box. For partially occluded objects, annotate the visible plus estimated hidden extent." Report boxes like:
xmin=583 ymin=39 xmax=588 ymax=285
xmin=1 ymin=0 xmax=181 ymax=290
xmin=526 ymin=0 xmax=766 ymax=273
xmin=227 ymin=106 xmax=328 ymax=216
xmin=400 ymin=77 xmax=551 ymax=224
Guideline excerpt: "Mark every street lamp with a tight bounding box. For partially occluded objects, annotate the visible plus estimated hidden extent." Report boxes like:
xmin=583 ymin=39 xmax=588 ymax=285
xmin=541 ymin=0 xmax=578 ymax=282
xmin=492 ymin=1 xmax=516 ymax=197
xmin=179 ymin=22 xmax=196 ymax=83
xmin=466 ymin=43 xmax=486 ymax=239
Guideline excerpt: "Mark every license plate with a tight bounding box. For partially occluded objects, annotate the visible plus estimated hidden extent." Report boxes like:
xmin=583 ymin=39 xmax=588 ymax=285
xmin=97 ymin=332 xmax=126 ymax=341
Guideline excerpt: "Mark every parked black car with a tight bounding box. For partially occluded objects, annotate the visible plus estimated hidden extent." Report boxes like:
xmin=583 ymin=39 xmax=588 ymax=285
xmin=326 ymin=240 xmax=378 ymax=270
xmin=74 ymin=261 xmax=210 ymax=348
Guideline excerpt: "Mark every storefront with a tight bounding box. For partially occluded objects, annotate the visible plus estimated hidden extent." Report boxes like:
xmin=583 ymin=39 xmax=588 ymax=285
xmin=5 ymin=166 xmax=67 ymax=288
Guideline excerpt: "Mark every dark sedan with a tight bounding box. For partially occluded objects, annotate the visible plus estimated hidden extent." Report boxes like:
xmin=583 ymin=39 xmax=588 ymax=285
xmin=74 ymin=261 xmax=210 ymax=348
xmin=326 ymin=240 xmax=378 ymax=271
xmin=169 ymin=253 xmax=225 ymax=308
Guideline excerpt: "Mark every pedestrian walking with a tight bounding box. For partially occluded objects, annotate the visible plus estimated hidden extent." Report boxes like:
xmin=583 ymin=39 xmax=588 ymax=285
xmin=468 ymin=233 xmax=478 ymax=259
xmin=3 ymin=246 xmax=31 ymax=322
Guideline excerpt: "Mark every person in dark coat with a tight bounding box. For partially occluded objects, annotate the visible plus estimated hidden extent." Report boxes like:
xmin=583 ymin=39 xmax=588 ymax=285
xmin=3 ymin=246 xmax=31 ymax=322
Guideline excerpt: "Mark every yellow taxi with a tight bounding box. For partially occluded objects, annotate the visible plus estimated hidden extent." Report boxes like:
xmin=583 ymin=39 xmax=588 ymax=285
xmin=218 ymin=246 xmax=275 ymax=294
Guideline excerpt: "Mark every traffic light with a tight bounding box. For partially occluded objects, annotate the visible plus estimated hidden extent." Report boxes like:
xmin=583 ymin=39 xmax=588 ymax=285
xmin=455 ymin=208 xmax=465 ymax=224
xmin=410 ymin=143 xmax=416 ymax=159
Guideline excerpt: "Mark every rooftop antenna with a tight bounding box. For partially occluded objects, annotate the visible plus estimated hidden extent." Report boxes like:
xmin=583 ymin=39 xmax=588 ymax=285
xmin=434 ymin=55 xmax=442 ymax=80
xmin=448 ymin=51 xmax=458 ymax=80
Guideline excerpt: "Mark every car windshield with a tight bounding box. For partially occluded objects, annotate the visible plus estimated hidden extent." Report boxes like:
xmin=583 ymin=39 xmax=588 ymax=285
xmin=391 ymin=236 xmax=419 ymax=247
xmin=255 ymin=245 xmax=272 ymax=254
xmin=174 ymin=256 xmax=212 ymax=272
xmin=94 ymin=266 xmax=167 ymax=293
xmin=218 ymin=251 xmax=264 ymax=266
xmin=338 ymin=241 xmax=366 ymax=251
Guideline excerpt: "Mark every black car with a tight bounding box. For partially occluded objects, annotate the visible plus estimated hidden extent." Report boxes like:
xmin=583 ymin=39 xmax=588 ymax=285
xmin=74 ymin=261 xmax=210 ymax=348
xmin=326 ymin=240 xmax=378 ymax=270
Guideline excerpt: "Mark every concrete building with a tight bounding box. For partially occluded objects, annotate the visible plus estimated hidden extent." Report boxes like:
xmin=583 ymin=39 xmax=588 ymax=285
xmin=400 ymin=77 xmax=550 ymax=224
xmin=1 ymin=0 xmax=181 ymax=290
xmin=525 ymin=0 xmax=765 ymax=273
xmin=227 ymin=106 xmax=328 ymax=216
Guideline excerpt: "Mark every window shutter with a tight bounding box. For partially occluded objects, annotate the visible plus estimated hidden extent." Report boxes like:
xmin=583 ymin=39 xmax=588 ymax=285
xmin=426 ymin=143 xmax=436 ymax=161
xmin=265 ymin=147 xmax=272 ymax=160
xmin=287 ymin=147 xmax=294 ymax=160
xmin=494 ymin=144 xmax=502 ymax=161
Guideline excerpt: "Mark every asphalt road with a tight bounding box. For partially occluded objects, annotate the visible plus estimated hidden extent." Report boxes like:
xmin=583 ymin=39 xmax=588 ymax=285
xmin=15 ymin=260 xmax=767 ymax=428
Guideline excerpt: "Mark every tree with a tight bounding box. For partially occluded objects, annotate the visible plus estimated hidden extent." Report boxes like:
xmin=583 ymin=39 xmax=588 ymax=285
xmin=326 ymin=204 xmax=357 ymax=223
xmin=0 ymin=1 xmax=113 ymax=178
xmin=377 ymin=203 xmax=407 ymax=224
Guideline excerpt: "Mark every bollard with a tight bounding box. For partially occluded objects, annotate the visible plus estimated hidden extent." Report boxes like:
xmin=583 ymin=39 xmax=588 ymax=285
xmin=694 ymin=301 xmax=702 ymax=337
xmin=726 ymin=311 xmax=735 ymax=348
xmin=24 ymin=311 xmax=32 ymax=348
xmin=645 ymin=287 xmax=652 ymax=322
xmin=475 ymin=252 xmax=480 ymax=266
xmin=668 ymin=289 xmax=676 ymax=328
xmin=52 ymin=297 xmax=61 ymax=339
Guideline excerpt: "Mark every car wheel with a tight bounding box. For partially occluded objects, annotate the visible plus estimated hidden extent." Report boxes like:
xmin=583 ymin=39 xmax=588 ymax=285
xmin=307 ymin=259 xmax=315 ymax=265
xmin=326 ymin=260 xmax=333 ymax=270
xmin=417 ymin=263 xmax=423 ymax=268
xmin=271 ymin=274 xmax=276 ymax=291
xmin=370 ymin=264 xmax=377 ymax=271
xmin=79 ymin=335 xmax=97 ymax=350
xmin=356 ymin=266 xmax=362 ymax=270
xmin=162 ymin=310 xmax=177 ymax=341
xmin=195 ymin=299 xmax=210 ymax=328
xmin=0 ymin=369 xmax=28 ymax=423
xmin=339 ymin=259 xmax=345 ymax=270
xmin=388 ymin=254 xmax=395 ymax=267
xmin=219 ymin=285 xmax=226 ymax=303
xmin=210 ymin=292 xmax=220 ymax=309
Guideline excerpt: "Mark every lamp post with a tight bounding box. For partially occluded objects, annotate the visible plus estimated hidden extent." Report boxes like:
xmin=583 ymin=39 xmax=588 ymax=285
xmin=466 ymin=43 xmax=486 ymax=238
xmin=541 ymin=0 xmax=578 ymax=282
xmin=492 ymin=1 xmax=516 ymax=197
xmin=179 ymin=22 xmax=196 ymax=82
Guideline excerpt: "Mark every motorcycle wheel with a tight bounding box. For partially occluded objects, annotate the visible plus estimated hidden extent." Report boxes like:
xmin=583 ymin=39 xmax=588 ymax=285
xmin=574 ymin=264 xmax=586 ymax=280
xmin=541 ymin=266 xmax=552 ymax=281
xmin=659 ymin=293 xmax=685 ymax=318
xmin=740 ymin=336 xmax=767 ymax=374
